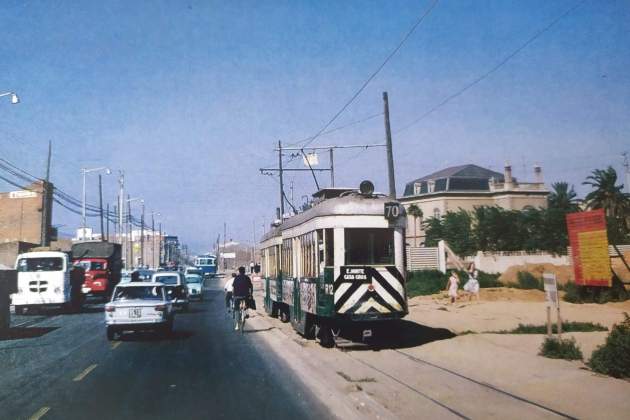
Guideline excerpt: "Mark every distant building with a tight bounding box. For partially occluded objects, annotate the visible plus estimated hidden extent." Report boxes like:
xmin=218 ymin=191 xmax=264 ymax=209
xmin=400 ymin=164 xmax=549 ymax=246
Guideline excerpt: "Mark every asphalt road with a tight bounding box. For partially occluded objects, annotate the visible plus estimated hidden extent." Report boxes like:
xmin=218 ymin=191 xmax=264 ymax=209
xmin=0 ymin=280 xmax=330 ymax=420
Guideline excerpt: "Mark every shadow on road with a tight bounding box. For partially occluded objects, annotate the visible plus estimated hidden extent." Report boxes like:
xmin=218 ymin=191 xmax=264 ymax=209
xmin=336 ymin=320 xmax=455 ymax=351
xmin=182 ymin=307 xmax=207 ymax=314
xmin=0 ymin=327 xmax=59 ymax=341
xmin=119 ymin=329 xmax=194 ymax=342
xmin=243 ymin=326 xmax=275 ymax=334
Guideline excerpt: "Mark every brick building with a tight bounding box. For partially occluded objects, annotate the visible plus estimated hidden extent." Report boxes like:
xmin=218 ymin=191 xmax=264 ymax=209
xmin=0 ymin=181 xmax=53 ymax=245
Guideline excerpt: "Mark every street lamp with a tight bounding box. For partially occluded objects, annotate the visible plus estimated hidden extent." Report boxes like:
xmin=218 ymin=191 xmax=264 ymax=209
xmin=81 ymin=167 xmax=111 ymax=236
xmin=0 ymin=91 xmax=19 ymax=104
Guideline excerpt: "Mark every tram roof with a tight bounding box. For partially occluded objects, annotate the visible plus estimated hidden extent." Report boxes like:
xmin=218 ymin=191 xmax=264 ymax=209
xmin=260 ymin=193 xmax=405 ymax=241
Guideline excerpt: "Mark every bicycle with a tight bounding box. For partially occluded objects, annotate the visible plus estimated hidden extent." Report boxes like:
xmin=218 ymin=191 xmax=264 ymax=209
xmin=233 ymin=296 xmax=248 ymax=333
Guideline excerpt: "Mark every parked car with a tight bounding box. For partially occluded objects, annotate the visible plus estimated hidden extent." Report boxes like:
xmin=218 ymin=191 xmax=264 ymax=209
xmin=104 ymin=282 xmax=174 ymax=340
xmin=185 ymin=274 xmax=203 ymax=301
xmin=136 ymin=269 xmax=154 ymax=281
xmin=151 ymin=272 xmax=188 ymax=311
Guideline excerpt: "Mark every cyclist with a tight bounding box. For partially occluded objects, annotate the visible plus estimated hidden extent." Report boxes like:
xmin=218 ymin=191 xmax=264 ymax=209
xmin=224 ymin=273 xmax=236 ymax=312
xmin=232 ymin=266 xmax=253 ymax=330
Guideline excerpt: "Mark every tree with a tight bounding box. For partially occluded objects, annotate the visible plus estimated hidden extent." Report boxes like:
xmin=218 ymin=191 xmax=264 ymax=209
xmin=583 ymin=167 xmax=630 ymax=242
xmin=423 ymin=217 xmax=443 ymax=247
xmin=407 ymin=204 xmax=423 ymax=246
xmin=548 ymin=182 xmax=580 ymax=212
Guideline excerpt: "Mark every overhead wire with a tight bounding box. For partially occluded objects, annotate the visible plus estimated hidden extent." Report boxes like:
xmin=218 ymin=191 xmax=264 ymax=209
xmin=299 ymin=0 xmax=440 ymax=149
xmin=395 ymin=0 xmax=588 ymax=135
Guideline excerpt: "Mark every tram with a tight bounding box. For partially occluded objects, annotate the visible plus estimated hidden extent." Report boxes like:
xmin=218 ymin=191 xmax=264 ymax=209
xmin=259 ymin=181 xmax=408 ymax=347
xmin=194 ymin=254 xmax=217 ymax=278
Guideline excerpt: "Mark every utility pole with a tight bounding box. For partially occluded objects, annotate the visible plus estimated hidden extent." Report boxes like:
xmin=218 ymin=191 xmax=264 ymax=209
xmin=128 ymin=194 xmax=133 ymax=268
xmin=151 ymin=213 xmax=156 ymax=269
xmin=40 ymin=140 xmax=52 ymax=246
xmin=278 ymin=140 xmax=285 ymax=217
xmin=140 ymin=202 xmax=145 ymax=267
xmin=329 ymin=147 xmax=334 ymax=187
xmin=222 ymin=221 xmax=230 ymax=270
xmin=113 ymin=204 xmax=117 ymax=243
xmin=623 ymin=152 xmax=630 ymax=194
xmin=383 ymin=91 xmax=396 ymax=199
xmin=98 ymin=174 xmax=104 ymax=241
xmin=118 ymin=171 xmax=124 ymax=246
xmin=158 ymin=222 xmax=163 ymax=267
xmin=106 ymin=203 xmax=110 ymax=241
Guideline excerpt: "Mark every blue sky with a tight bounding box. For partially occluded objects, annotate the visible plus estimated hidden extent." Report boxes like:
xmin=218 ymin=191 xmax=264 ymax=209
xmin=1 ymin=0 xmax=628 ymax=252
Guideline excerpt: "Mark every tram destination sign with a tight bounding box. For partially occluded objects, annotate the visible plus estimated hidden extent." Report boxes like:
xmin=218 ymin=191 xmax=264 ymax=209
xmin=384 ymin=202 xmax=401 ymax=220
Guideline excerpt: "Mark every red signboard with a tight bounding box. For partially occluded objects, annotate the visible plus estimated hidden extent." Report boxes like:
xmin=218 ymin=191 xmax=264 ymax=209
xmin=566 ymin=209 xmax=611 ymax=287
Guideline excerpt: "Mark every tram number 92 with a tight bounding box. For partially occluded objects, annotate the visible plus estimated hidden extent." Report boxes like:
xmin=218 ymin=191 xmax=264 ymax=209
xmin=384 ymin=202 xmax=401 ymax=220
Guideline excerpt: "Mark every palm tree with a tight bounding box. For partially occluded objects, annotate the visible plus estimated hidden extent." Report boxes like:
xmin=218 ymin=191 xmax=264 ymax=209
xmin=407 ymin=204 xmax=424 ymax=247
xmin=583 ymin=167 xmax=629 ymax=219
xmin=548 ymin=182 xmax=580 ymax=212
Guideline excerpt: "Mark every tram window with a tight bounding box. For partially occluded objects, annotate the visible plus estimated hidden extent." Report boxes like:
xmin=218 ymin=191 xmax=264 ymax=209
xmin=325 ymin=228 xmax=334 ymax=267
xmin=344 ymin=228 xmax=394 ymax=265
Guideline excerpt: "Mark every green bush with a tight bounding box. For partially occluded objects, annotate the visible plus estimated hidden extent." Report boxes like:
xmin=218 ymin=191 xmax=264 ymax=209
xmin=495 ymin=321 xmax=607 ymax=334
xmin=589 ymin=313 xmax=630 ymax=378
xmin=539 ymin=337 xmax=583 ymax=360
xmin=407 ymin=270 xmax=446 ymax=297
xmin=515 ymin=271 xmax=543 ymax=290
xmin=562 ymin=276 xmax=629 ymax=304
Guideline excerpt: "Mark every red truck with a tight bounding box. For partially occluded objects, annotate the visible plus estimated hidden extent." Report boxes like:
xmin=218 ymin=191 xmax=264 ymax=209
xmin=71 ymin=242 xmax=122 ymax=300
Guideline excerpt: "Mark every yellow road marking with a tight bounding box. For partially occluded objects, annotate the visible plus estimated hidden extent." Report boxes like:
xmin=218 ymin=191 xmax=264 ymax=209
xmin=73 ymin=364 xmax=98 ymax=382
xmin=111 ymin=341 xmax=121 ymax=350
xmin=28 ymin=406 xmax=50 ymax=420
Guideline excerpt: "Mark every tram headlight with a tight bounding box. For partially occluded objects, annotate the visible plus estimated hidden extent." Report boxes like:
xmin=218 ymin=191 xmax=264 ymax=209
xmin=359 ymin=180 xmax=374 ymax=195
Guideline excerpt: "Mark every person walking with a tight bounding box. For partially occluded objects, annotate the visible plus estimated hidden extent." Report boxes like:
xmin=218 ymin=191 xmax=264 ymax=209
xmin=463 ymin=268 xmax=480 ymax=301
xmin=446 ymin=272 xmax=460 ymax=304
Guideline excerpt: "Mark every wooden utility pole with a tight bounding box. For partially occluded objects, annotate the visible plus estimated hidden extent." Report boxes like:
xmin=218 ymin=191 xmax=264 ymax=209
xmin=383 ymin=91 xmax=396 ymax=199
xmin=329 ymin=148 xmax=334 ymax=187
xmin=158 ymin=222 xmax=163 ymax=267
xmin=106 ymin=203 xmax=110 ymax=241
xmin=128 ymin=195 xmax=133 ymax=268
xmin=98 ymin=174 xmax=104 ymax=241
xmin=278 ymin=140 xmax=285 ymax=217
xmin=40 ymin=140 xmax=52 ymax=246
xmin=140 ymin=202 xmax=145 ymax=267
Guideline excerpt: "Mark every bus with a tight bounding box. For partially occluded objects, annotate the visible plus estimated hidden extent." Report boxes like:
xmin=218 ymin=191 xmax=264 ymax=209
xmin=194 ymin=254 xmax=217 ymax=278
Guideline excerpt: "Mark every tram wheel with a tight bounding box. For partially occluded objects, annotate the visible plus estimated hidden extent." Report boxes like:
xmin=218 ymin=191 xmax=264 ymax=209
xmin=279 ymin=309 xmax=289 ymax=323
xmin=318 ymin=325 xmax=335 ymax=348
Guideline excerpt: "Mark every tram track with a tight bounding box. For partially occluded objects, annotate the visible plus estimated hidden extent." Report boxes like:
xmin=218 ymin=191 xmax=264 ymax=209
xmin=343 ymin=348 xmax=578 ymax=419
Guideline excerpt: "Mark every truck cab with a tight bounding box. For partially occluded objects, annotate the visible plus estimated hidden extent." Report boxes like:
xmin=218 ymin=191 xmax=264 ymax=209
xmin=12 ymin=251 xmax=84 ymax=314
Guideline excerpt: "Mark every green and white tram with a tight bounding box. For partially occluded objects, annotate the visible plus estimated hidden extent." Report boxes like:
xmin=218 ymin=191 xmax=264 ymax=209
xmin=260 ymin=182 xmax=408 ymax=347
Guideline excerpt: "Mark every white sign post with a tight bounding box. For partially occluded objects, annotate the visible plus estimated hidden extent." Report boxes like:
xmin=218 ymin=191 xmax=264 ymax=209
xmin=543 ymin=273 xmax=562 ymax=338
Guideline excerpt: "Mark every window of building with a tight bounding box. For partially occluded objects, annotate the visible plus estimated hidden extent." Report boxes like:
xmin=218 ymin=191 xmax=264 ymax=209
xmin=344 ymin=228 xmax=394 ymax=265
xmin=433 ymin=208 xmax=441 ymax=219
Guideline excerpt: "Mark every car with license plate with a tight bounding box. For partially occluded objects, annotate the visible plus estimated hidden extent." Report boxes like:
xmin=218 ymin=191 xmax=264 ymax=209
xmin=105 ymin=282 xmax=174 ymax=340
xmin=185 ymin=274 xmax=203 ymax=301
xmin=151 ymin=272 xmax=189 ymax=311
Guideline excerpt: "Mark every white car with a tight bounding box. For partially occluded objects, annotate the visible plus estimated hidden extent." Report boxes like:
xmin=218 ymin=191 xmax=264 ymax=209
xmin=105 ymin=282 xmax=174 ymax=340
xmin=185 ymin=274 xmax=203 ymax=301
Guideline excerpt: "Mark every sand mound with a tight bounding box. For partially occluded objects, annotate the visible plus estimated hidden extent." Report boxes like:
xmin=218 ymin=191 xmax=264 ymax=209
xmin=499 ymin=263 xmax=574 ymax=284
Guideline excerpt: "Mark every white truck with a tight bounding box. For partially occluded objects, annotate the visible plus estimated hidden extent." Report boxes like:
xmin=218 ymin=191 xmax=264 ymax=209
xmin=11 ymin=250 xmax=85 ymax=314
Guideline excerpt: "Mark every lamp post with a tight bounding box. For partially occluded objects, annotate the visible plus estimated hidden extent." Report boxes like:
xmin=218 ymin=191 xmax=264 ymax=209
xmin=126 ymin=197 xmax=143 ymax=268
xmin=0 ymin=92 xmax=19 ymax=104
xmin=81 ymin=167 xmax=110 ymax=239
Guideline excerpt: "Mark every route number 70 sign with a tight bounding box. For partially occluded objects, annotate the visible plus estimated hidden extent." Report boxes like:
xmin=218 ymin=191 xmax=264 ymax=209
xmin=384 ymin=202 xmax=401 ymax=220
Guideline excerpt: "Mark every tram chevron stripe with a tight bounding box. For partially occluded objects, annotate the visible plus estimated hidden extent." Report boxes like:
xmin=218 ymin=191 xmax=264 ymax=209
xmin=377 ymin=267 xmax=405 ymax=296
xmin=334 ymin=283 xmax=352 ymax=302
xmin=337 ymin=284 xmax=369 ymax=313
xmin=347 ymin=292 xmax=397 ymax=314
xmin=372 ymin=280 xmax=403 ymax=311
xmin=372 ymin=270 xmax=406 ymax=308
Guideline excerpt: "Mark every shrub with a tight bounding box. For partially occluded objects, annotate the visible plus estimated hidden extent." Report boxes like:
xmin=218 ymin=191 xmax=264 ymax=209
xmin=539 ymin=337 xmax=583 ymax=360
xmin=453 ymin=269 xmax=502 ymax=288
xmin=589 ymin=313 xmax=630 ymax=378
xmin=562 ymin=275 xmax=629 ymax=304
xmin=495 ymin=321 xmax=607 ymax=334
xmin=407 ymin=270 xmax=446 ymax=297
xmin=515 ymin=271 xmax=543 ymax=290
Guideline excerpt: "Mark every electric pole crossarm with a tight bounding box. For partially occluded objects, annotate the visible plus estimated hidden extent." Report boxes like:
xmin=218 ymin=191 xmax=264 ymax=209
xmin=275 ymin=144 xmax=386 ymax=151
xmin=260 ymin=168 xmax=332 ymax=172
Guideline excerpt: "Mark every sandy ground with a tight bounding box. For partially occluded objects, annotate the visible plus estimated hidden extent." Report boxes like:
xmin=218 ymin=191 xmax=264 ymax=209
xmin=238 ymin=276 xmax=630 ymax=419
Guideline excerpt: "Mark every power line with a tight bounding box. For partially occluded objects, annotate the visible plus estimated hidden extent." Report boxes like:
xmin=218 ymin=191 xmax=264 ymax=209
xmin=300 ymin=0 xmax=440 ymax=149
xmin=285 ymin=112 xmax=383 ymax=147
xmin=396 ymin=0 xmax=588 ymax=134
